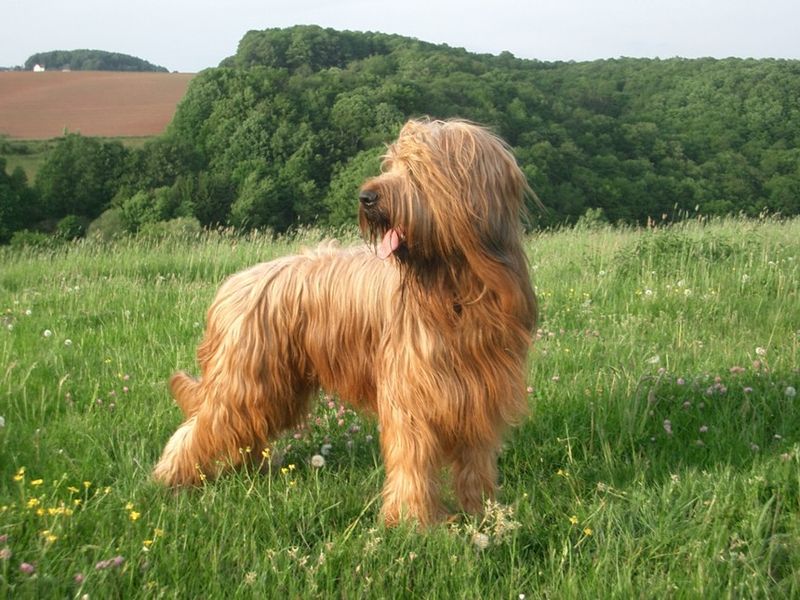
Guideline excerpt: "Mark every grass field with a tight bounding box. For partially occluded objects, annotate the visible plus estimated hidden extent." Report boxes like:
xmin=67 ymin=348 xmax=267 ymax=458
xmin=1 ymin=218 xmax=798 ymax=598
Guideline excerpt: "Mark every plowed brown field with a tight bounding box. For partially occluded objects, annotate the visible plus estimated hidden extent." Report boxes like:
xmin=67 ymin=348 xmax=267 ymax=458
xmin=0 ymin=71 xmax=195 ymax=139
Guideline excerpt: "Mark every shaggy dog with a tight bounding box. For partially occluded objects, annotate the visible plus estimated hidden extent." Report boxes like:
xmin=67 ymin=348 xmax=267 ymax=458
xmin=153 ymin=119 xmax=537 ymax=525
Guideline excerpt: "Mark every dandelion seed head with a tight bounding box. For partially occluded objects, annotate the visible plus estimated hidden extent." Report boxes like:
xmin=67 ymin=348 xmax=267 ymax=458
xmin=311 ymin=454 xmax=326 ymax=468
xmin=471 ymin=532 xmax=490 ymax=550
xmin=43 ymin=329 xmax=52 ymax=338
xmin=785 ymin=386 xmax=797 ymax=399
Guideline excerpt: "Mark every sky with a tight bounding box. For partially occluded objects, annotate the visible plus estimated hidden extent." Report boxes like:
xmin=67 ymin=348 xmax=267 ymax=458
xmin=2 ymin=0 xmax=799 ymax=73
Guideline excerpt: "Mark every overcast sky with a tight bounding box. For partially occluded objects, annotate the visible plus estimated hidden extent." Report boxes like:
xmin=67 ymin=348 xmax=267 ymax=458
xmin=3 ymin=0 xmax=799 ymax=73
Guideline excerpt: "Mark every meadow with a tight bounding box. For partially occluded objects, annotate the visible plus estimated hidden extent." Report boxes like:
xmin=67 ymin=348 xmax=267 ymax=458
xmin=0 ymin=217 xmax=798 ymax=598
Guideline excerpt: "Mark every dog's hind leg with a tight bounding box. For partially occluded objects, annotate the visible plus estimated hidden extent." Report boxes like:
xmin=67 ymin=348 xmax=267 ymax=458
xmin=153 ymin=379 xmax=313 ymax=487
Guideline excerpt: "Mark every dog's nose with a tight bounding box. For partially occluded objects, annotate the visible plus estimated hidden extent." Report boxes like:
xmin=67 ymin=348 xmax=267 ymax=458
xmin=359 ymin=190 xmax=378 ymax=207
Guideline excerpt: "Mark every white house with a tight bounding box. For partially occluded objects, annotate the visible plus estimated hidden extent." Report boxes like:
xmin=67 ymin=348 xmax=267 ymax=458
xmin=33 ymin=64 xmax=45 ymax=72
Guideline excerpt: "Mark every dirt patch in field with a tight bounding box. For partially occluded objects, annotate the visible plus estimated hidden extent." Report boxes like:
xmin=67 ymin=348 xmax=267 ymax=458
xmin=0 ymin=71 xmax=195 ymax=139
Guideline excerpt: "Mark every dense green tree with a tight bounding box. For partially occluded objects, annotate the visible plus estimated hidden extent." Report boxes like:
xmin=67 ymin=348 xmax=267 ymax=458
xmin=0 ymin=161 xmax=37 ymax=242
xmin=35 ymin=134 xmax=128 ymax=221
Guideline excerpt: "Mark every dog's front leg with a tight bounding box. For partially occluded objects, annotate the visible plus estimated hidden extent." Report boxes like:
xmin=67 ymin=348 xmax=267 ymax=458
xmin=377 ymin=403 xmax=446 ymax=527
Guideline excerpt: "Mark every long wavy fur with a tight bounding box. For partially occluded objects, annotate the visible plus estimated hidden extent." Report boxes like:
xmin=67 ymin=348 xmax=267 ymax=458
xmin=153 ymin=119 xmax=537 ymax=526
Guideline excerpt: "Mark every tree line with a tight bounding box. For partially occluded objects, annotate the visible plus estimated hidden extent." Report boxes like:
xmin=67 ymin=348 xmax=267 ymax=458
xmin=23 ymin=50 xmax=168 ymax=72
xmin=2 ymin=25 xmax=799 ymax=243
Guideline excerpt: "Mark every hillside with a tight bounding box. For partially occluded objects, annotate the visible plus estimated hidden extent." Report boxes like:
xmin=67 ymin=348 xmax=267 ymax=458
xmin=2 ymin=25 xmax=800 ymax=242
xmin=164 ymin=26 xmax=800 ymax=229
xmin=0 ymin=71 xmax=194 ymax=139
xmin=24 ymin=49 xmax=168 ymax=72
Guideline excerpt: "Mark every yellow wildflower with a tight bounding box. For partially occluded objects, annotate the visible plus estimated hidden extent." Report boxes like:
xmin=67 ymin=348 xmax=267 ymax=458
xmin=129 ymin=511 xmax=141 ymax=521
xmin=41 ymin=530 xmax=58 ymax=543
xmin=27 ymin=498 xmax=40 ymax=509
xmin=568 ymin=515 xmax=578 ymax=525
xmin=31 ymin=479 xmax=44 ymax=487
xmin=583 ymin=527 xmax=593 ymax=536
xmin=154 ymin=528 xmax=165 ymax=538
xmin=13 ymin=467 xmax=25 ymax=482
xmin=83 ymin=481 xmax=91 ymax=489
xmin=67 ymin=486 xmax=79 ymax=494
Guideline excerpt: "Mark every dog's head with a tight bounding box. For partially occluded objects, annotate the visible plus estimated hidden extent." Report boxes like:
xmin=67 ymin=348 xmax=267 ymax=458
xmin=359 ymin=118 xmax=537 ymax=330
xmin=359 ymin=119 xmax=531 ymax=269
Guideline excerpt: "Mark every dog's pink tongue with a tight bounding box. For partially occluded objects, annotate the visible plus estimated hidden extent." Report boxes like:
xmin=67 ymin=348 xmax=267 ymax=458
xmin=378 ymin=229 xmax=401 ymax=260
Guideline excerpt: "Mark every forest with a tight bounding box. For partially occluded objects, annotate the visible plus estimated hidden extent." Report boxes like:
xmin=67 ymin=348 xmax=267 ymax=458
xmin=1 ymin=25 xmax=799 ymax=243
xmin=22 ymin=50 xmax=168 ymax=72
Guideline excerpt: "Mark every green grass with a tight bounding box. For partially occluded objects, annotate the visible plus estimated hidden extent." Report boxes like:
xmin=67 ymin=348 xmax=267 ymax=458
xmin=1 ymin=218 xmax=798 ymax=598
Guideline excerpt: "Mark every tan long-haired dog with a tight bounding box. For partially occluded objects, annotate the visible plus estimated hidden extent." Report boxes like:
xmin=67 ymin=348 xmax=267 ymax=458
xmin=153 ymin=119 xmax=537 ymax=526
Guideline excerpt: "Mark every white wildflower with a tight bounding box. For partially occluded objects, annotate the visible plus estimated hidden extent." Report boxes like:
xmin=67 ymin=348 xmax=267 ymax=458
xmin=43 ymin=329 xmax=52 ymax=338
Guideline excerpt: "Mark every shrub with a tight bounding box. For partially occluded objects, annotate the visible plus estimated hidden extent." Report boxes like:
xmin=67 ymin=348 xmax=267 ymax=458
xmin=138 ymin=217 xmax=203 ymax=241
xmin=87 ymin=208 xmax=127 ymax=242
xmin=9 ymin=229 xmax=55 ymax=249
xmin=56 ymin=214 xmax=89 ymax=240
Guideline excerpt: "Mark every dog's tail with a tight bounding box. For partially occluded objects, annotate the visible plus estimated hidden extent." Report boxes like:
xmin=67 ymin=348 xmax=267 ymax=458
xmin=170 ymin=371 xmax=203 ymax=417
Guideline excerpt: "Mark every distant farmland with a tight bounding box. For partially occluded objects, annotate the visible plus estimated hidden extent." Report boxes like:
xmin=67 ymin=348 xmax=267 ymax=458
xmin=0 ymin=71 xmax=194 ymax=139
